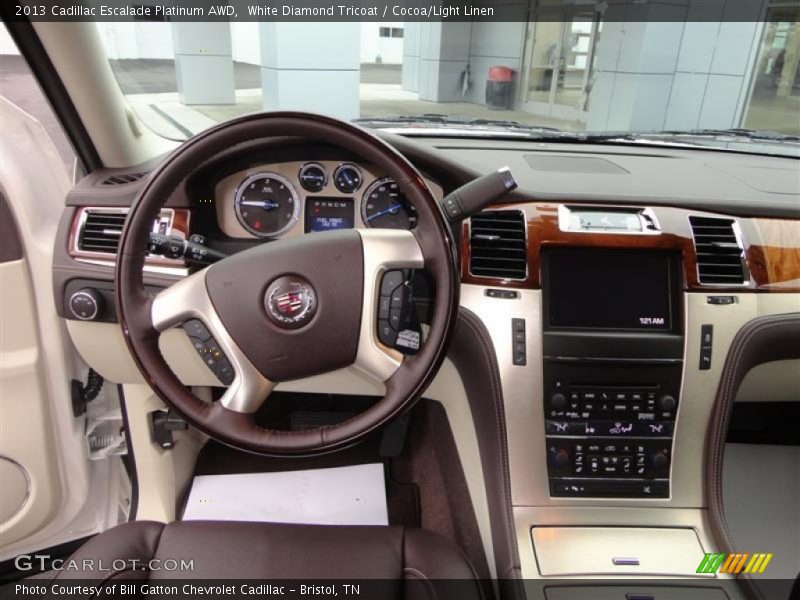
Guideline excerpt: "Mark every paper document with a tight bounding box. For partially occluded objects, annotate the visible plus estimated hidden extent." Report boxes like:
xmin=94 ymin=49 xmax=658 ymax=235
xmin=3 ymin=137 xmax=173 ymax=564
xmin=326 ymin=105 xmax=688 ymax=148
xmin=182 ymin=463 xmax=388 ymax=526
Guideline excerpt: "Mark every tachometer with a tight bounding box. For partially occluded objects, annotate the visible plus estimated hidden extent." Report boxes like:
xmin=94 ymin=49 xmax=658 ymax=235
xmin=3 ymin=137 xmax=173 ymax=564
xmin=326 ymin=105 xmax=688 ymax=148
xmin=234 ymin=172 xmax=299 ymax=238
xmin=361 ymin=177 xmax=418 ymax=230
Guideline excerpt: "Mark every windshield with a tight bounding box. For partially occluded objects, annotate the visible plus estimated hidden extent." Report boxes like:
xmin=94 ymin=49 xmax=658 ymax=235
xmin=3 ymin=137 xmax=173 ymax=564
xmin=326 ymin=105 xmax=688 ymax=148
xmin=97 ymin=7 xmax=800 ymax=156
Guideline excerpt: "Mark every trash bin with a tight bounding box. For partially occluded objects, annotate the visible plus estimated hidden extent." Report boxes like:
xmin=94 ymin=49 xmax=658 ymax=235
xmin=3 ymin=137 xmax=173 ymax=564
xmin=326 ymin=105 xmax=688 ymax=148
xmin=485 ymin=66 xmax=514 ymax=110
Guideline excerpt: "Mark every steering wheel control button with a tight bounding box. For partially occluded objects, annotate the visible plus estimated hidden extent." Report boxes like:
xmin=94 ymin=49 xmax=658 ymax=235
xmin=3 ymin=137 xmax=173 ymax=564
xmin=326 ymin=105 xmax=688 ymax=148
xmin=380 ymin=270 xmax=404 ymax=295
xmin=69 ymin=288 xmax=103 ymax=321
xmin=214 ymin=358 xmax=235 ymax=386
xmin=378 ymin=320 xmax=397 ymax=347
xmin=182 ymin=322 xmax=234 ymax=386
xmin=377 ymin=270 xmax=422 ymax=355
xmin=183 ymin=319 xmax=212 ymax=341
xmin=265 ymin=275 xmax=317 ymax=329
xmin=378 ymin=296 xmax=391 ymax=319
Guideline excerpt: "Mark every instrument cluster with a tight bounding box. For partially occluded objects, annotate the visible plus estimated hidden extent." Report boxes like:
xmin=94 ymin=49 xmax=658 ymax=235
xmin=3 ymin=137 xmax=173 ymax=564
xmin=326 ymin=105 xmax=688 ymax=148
xmin=216 ymin=159 xmax=434 ymax=240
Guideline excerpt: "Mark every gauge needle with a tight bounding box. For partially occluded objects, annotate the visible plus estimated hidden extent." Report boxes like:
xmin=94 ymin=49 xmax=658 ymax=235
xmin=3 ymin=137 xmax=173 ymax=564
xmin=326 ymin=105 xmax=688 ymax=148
xmin=241 ymin=200 xmax=279 ymax=209
xmin=366 ymin=204 xmax=402 ymax=221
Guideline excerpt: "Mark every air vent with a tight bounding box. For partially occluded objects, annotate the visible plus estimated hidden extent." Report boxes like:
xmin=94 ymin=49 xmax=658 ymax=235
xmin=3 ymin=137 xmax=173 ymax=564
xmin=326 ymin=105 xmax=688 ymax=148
xmin=101 ymin=172 xmax=147 ymax=186
xmin=77 ymin=210 xmax=127 ymax=253
xmin=688 ymin=216 xmax=747 ymax=285
xmin=469 ymin=210 xmax=527 ymax=280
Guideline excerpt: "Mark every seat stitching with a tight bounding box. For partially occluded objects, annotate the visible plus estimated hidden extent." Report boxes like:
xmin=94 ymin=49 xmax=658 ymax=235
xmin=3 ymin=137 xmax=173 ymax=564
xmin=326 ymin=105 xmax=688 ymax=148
xmin=457 ymin=310 xmax=519 ymax=573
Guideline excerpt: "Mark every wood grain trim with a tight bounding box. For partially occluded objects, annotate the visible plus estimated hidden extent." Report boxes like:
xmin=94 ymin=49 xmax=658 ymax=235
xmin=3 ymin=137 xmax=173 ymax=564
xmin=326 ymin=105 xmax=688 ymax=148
xmin=750 ymin=218 xmax=800 ymax=291
xmin=68 ymin=207 xmax=191 ymax=268
xmin=461 ymin=203 xmax=800 ymax=293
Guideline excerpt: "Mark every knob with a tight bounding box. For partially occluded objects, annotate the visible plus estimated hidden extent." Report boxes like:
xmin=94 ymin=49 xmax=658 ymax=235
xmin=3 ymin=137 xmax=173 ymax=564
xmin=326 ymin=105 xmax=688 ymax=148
xmin=552 ymin=449 xmax=570 ymax=468
xmin=657 ymin=394 xmax=677 ymax=412
xmin=69 ymin=288 xmax=103 ymax=321
xmin=550 ymin=393 xmax=567 ymax=411
xmin=650 ymin=451 xmax=669 ymax=469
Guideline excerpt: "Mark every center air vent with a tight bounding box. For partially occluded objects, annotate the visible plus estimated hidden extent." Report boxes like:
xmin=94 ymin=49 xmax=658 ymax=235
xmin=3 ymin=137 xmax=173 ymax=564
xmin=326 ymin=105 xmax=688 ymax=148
xmin=77 ymin=210 xmax=127 ymax=253
xmin=688 ymin=215 xmax=747 ymax=285
xmin=469 ymin=210 xmax=527 ymax=280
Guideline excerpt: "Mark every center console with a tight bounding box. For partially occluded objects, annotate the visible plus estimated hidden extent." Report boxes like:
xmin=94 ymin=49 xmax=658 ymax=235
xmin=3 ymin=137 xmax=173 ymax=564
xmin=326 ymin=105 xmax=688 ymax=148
xmin=542 ymin=248 xmax=684 ymax=498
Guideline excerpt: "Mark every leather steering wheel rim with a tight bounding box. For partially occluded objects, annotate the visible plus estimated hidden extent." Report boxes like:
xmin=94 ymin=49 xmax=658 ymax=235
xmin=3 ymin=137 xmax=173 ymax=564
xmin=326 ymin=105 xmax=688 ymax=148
xmin=115 ymin=112 xmax=459 ymax=455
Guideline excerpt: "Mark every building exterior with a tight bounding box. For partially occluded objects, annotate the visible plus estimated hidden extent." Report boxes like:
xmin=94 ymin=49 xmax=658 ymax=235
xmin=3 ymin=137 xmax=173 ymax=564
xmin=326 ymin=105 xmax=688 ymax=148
xmin=1 ymin=1 xmax=797 ymax=134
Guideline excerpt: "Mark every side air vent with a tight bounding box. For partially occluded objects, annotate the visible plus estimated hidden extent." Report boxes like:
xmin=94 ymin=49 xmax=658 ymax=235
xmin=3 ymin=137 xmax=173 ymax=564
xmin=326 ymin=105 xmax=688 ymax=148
xmin=101 ymin=172 xmax=147 ymax=186
xmin=688 ymin=215 xmax=747 ymax=285
xmin=469 ymin=210 xmax=527 ymax=280
xmin=77 ymin=210 xmax=127 ymax=253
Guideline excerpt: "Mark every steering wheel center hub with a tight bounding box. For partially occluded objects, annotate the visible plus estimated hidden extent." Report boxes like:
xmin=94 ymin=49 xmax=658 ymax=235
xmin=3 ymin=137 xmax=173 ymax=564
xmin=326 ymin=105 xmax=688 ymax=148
xmin=265 ymin=275 xmax=317 ymax=329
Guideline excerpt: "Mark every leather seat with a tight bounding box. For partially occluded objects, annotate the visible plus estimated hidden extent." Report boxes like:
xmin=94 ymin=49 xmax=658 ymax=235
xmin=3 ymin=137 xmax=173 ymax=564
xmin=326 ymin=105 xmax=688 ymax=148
xmin=44 ymin=521 xmax=484 ymax=599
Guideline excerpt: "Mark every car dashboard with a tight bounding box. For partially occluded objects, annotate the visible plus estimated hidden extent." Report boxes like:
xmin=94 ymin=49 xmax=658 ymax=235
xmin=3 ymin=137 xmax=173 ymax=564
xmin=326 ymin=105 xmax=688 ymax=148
xmin=51 ymin=133 xmax=800 ymax=588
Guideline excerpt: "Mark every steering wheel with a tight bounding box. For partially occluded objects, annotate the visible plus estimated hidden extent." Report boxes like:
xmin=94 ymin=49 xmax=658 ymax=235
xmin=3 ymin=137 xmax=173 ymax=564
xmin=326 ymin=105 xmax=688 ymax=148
xmin=115 ymin=112 xmax=459 ymax=455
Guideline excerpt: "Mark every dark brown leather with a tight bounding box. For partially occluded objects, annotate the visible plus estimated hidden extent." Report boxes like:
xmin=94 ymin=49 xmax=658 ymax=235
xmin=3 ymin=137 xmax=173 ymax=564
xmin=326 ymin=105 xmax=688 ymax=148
xmin=49 ymin=521 xmax=483 ymax=599
xmin=115 ymin=112 xmax=458 ymax=456
xmin=205 ymin=230 xmax=363 ymax=381
xmin=0 ymin=190 xmax=24 ymax=263
xmin=448 ymin=308 xmax=524 ymax=600
xmin=705 ymin=313 xmax=800 ymax=600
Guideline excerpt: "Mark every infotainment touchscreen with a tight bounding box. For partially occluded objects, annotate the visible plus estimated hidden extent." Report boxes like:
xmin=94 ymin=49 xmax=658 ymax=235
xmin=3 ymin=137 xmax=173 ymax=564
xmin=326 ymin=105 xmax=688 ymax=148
xmin=305 ymin=197 xmax=355 ymax=233
xmin=543 ymin=249 xmax=678 ymax=332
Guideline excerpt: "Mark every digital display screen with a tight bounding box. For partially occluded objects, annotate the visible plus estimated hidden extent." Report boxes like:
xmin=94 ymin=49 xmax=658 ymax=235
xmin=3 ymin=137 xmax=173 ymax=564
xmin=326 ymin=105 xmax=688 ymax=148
xmin=544 ymin=249 xmax=677 ymax=331
xmin=305 ymin=197 xmax=354 ymax=233
xmin=567 ymin=210 xmax=642 ymax=232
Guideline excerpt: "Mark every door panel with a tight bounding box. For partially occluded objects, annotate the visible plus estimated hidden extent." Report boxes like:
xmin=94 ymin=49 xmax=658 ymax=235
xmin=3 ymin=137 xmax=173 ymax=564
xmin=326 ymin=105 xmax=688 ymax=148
xmin=0 ymin=97 xmax=112 ymax=560
xmin=0 ymin=247 xmax=62 ymax=543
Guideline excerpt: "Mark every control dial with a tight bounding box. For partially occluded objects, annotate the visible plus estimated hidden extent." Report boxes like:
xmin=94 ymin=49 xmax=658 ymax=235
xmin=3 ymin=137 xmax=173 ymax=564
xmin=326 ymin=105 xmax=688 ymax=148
xmin=550 ymin=392 xmax=567 ymax=411
xmin=657 ymin=394 xmax=677 ymax=412
xmin=650 ymin=450 xmax=669 ymax=469
xmin=552 ymin=448 xmax=570 ymax=468
xmin=69 ymin=288 xmax=103 ymax=321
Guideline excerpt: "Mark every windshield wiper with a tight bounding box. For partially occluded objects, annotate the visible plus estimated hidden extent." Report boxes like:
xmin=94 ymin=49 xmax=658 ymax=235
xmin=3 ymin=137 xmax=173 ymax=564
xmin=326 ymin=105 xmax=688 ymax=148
xmin=355 ymin=114 xmax=578 ymax=138
xmin=584 ymin=128 xmax=800 ymax=144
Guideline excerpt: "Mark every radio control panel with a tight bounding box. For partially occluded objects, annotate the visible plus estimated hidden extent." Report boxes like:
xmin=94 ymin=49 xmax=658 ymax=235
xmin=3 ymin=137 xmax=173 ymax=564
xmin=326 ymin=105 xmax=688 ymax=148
xmin=543 ymin=362 xmax=682 ymax=498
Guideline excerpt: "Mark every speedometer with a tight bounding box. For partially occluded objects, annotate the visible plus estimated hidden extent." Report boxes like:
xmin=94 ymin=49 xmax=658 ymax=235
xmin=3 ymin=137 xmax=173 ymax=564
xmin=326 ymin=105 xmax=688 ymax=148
xmin=234 ymin=172 xmax=299 ymax=238
xmin=361 ymin=177 xmax=418 ymax=230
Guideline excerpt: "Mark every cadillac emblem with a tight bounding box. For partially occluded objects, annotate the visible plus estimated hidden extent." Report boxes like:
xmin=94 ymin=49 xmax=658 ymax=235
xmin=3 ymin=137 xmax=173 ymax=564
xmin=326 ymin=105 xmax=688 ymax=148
xmin=264 ymin=276 xmax=317 ymax=329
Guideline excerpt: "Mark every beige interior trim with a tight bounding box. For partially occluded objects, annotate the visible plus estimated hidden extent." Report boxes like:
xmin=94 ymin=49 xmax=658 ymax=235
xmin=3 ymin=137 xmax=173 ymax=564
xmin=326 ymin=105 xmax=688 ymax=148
xmin=515 ymin=507 xmax=743 ymax=595
xmin=531 ymin=526 xmax=708 ymax=577
xmin=121 ymin=383 xmax=203 ymax=523
xmin=67 ymin=322 xmax=223 ymax=387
